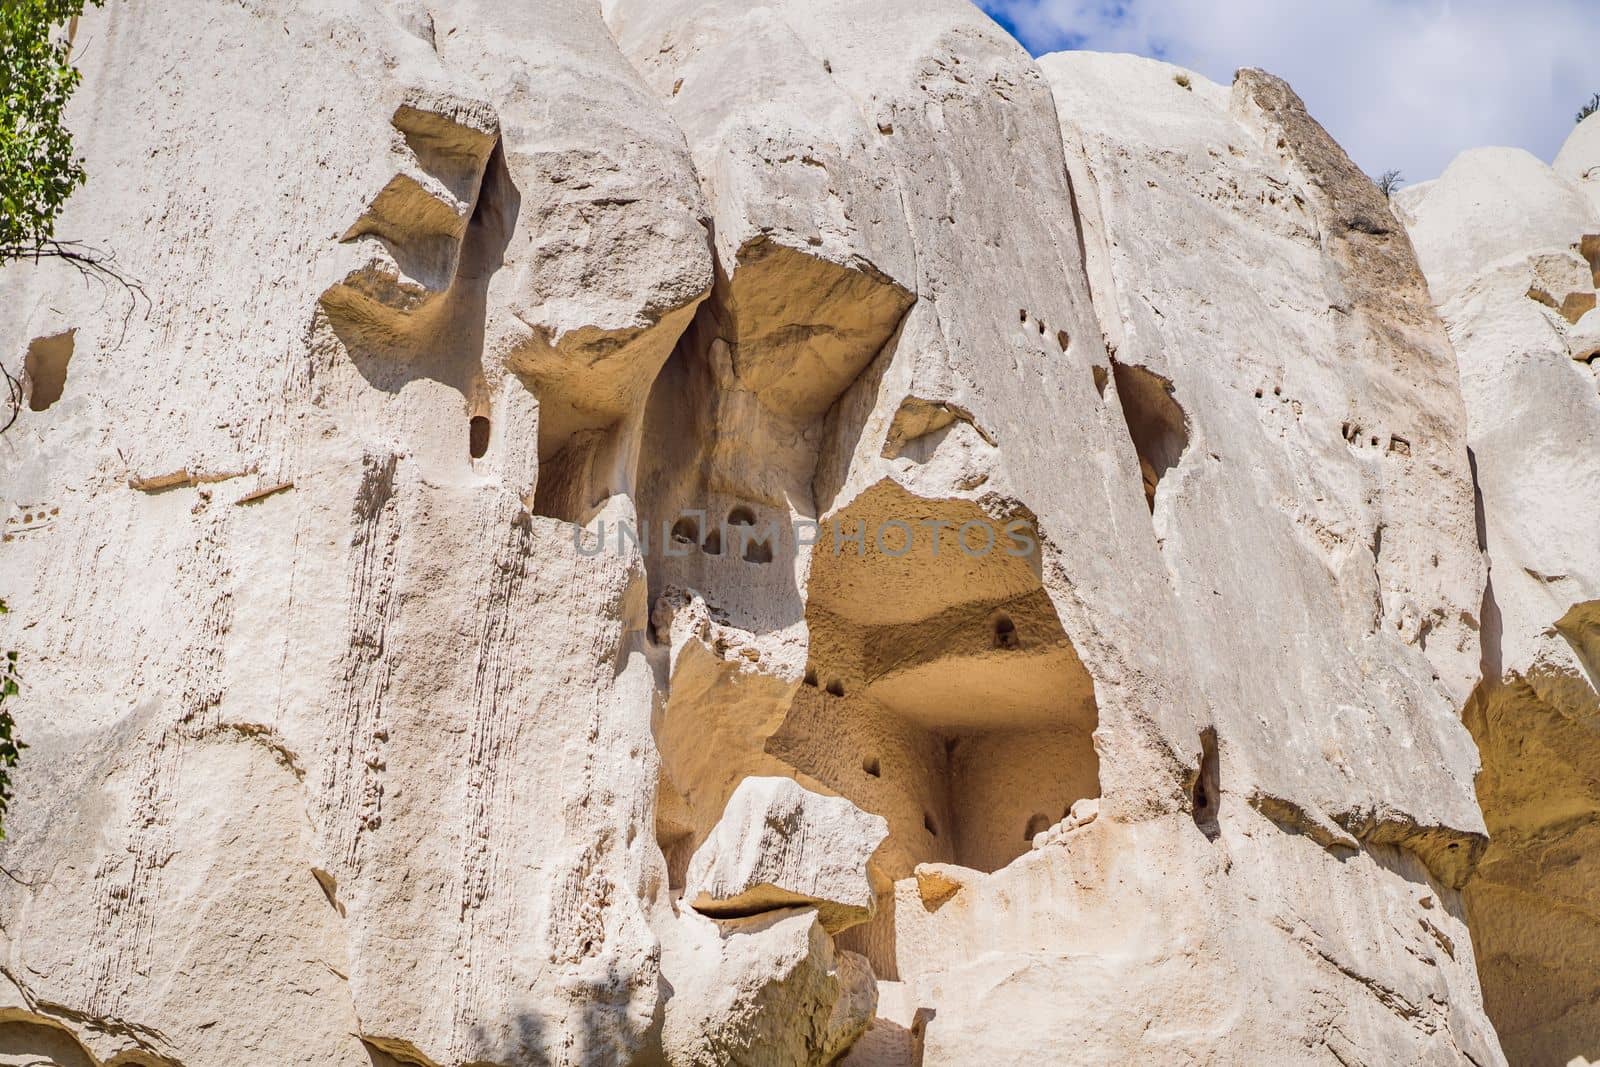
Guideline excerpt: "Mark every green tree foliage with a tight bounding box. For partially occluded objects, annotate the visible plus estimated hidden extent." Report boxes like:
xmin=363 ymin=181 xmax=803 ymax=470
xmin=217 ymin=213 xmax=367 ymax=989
xmin=0 ymin=1 xmax=95 ymax=835
xmin=0 ymin=601 xmax=22 ymax=839
xmin=1580 ymin=92 xmax=1600 ymax=125
xmin=0 ymin=0 xmax=103 ymax=263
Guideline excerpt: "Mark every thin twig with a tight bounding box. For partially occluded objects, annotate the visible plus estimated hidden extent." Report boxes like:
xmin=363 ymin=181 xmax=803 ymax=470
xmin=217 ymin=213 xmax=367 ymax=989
xmin=0 ymin=365 xmax=20 ymax=436
xmin=3 ymin=238 xmax=149 ymax=348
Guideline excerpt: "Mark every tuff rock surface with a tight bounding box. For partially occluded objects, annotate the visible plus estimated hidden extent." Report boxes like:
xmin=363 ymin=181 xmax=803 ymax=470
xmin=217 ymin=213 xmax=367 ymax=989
xmin=1395 ymin=119 xmax=1600 ymax=1067
xmin=657 ymin=906 xmax=876 ymax=1067
xmin=0 ymin=1 xmax=1591 ymax=1064
xmin=683 ymin=776 xmax=887 ymax=934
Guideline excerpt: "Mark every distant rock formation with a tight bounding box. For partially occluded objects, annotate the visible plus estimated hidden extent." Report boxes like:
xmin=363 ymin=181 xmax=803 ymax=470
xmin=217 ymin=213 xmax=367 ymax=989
xmin=0 ymin=1 xmax=1592 ymax=1063
xmin=1396 ymin=121 xmax=1600 ymax=1067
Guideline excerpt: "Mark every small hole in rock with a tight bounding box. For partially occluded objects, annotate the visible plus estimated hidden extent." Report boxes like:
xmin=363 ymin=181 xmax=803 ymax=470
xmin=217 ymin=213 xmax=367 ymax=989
xmin=863 ymin=756 xmax=881 ymax=778
xmin=1056 ymin=330 xmax=1069 ymax=351
xmin=994 ymin=613 xmax=1019 ymax=649
xmin=24 ymin=330 xmax=74 ymax=412
xmin=1192 ymin=727 xmax=1221 ymax=840
xmin=728 ymin=505 xmax=756 ymax=526
xmin=702 ymin=528 xmax=723 ymax=555
xmin=1092 ymin=365 xmax=1109 ymax=397
xmin=671 ymin=517 xmax=700 ymax=546
xmin=1025 ymin=813 xmax=1053 ymax=840
xmin=1037 ymin=320 xmax=1046 ymax=336
xmin=826 ymin=679 xmax=845 ymax=697
xmin=1254 ymin=389 xmax=1264 ymax=399
xmin=742 ymin=538 xmax=773 ymax=564
xmin=924 ymin=813 xmax=939 ymax=838
xmin=803 ymin=668 xmax=818 ymax=687
xmin=1112 ymin=361 xmax=1190 ymax=514
xmin=1019 ymin=308 xmax=1027 ymax=323
xmin=469 ymin=415 xmax=490 ymax=459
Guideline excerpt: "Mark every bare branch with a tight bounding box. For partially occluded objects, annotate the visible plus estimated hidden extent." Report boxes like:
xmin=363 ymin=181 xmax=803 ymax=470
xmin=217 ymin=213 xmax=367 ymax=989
xmin=0 ymin=365 xmax=19 ymax=437
xmin=1 ymin=238 xmax=149 ymax=348
xmin=1375 ymin=169 xmax=1405 ymax=199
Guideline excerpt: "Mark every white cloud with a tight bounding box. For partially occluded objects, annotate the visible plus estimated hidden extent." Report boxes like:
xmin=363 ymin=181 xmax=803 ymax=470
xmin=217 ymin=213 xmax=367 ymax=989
xmin=981 ymin=0 xmax=1600 ymax=184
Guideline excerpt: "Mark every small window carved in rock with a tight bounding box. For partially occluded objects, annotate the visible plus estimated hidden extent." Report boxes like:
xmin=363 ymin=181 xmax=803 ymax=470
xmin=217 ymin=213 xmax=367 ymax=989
xmin=1111 ymin=361 xmax=1189 ymax=514
xmin=671 ymin=517 xmax=700 ymax=546
xmin=24 ymin=330 xmax=74 ymax=412
xmin=469 ymin=415 xmax=490 ymax=459
xmin=1193 ymin=727 xmax=1221 ymax=840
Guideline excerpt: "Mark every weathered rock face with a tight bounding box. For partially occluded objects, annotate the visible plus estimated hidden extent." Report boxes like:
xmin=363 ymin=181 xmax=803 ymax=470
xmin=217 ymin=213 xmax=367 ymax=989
xmin=683 ymin=776 xmax=887 ymax=934
xmin=0 ymin=1 xmax=1574 ymax=1064
xmin=1396 ymin=122 xmax=1600 ymax=1067
xmin=0 ymin=4 xmax=704 ymax=1064
xmin=657 ymin=906 xmax=876 ymax=1067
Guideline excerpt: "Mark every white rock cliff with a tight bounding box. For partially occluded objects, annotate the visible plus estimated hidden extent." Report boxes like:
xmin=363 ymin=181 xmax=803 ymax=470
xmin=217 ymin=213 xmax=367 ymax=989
xmin=0 ymin=1 xmax=1593 ymax=1064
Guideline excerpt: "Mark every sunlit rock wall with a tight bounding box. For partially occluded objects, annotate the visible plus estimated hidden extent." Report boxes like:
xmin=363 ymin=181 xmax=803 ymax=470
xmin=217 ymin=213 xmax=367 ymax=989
xmin=1397 ymin=117 xmax=1600 ymax=1067
xmin=0 ymin=2 xmax=1518 ymax=1064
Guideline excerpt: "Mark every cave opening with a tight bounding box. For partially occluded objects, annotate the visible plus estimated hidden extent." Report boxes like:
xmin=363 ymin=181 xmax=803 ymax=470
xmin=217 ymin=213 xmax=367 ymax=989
xmin=770 ymin=483 xmax=1101 ymax=976
xmin=1110 ymin=360 xmax=1189 ymax=513
xmin=1192 ymin=727 xmax=1220 ymax=839
xmin=670 ymin=516 xmax=700 ymax=547
xmin=24 ymin=330 xmax=75 ymax=412
xmin=468 ymin=415 xmax=490 ymax=459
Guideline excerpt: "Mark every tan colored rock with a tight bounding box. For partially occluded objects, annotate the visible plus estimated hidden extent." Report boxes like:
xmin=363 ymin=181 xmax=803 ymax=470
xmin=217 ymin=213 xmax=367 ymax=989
xmin=835 ymin=981 xmax=929 ymax=1067
xmin=684 ymin=776 xmax=888 ymax=934
xmin=1525 ymin=249 xmax=1599 ymax=323
xmin=1400 ymin=123 xmax=1600 ymax=1067
xmin=1031 ymin=796 xmax=1099 ymax=849
xmin=911 ymin=863 xmax=970 ymax=910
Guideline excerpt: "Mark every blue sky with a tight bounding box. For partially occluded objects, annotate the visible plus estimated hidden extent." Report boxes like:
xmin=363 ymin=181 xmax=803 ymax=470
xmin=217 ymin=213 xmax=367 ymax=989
xmin=979 ymin=0 xmax=1600 ymax=186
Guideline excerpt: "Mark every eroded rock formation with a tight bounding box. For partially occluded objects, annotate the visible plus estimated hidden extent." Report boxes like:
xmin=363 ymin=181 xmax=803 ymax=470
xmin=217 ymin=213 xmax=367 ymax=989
xmin=1395 ymin=121 xmax=1600 ymax=1067
xmin=0 ymin=1 xmax=1590 ymax=1064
